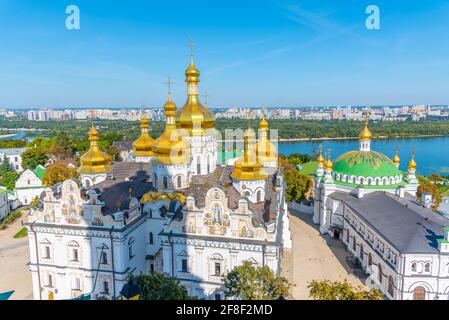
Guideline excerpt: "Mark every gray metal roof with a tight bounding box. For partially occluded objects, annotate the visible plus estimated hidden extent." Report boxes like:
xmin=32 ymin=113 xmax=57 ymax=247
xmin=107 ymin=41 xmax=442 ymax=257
xmin=330 ymin=191 xmax=449 ymax=254
xmin=0 ymin=147 xmax=28 ymax=156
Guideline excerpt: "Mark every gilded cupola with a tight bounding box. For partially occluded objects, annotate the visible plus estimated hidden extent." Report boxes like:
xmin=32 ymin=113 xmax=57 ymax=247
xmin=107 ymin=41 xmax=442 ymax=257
xmin=78 ymin=125 xmax=112 ymax=174
xmin=152 ymin=95 xmax=189 ymax=165
xmin=175 ymin=55 xmax=216 ymax=135
xmin=316 ymin=145 xmax=325 ymax=167
xmin=231 ymin=127 xmax=267 ymax=181
xmin=392 ymin=146 xmax=400 ymax=167
xmin=255 ymin=116 xmax=277 ymax=163
xmin=132 ymin=115 xmax=154 ymax=157
xmin=324 ymin=153 xmax=333 ymax=171
xmin=359 ymin=114 xmax=372 ymax=141
xmin=408 ymin=150 xmax=417 ymax=171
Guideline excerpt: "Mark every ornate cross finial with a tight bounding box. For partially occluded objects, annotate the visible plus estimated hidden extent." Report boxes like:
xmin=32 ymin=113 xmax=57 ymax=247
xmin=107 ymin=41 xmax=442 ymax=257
xmin=164 ymin=76 xmax=173 ymax=96
xmin=412 ymin=146 xmax=415 ymax=158
xmin=327 ymin=148 xmax=332 ymax=159
xmin=203 ymin=91 xmax=210 ymax=105
xmin=189 ymin=38 xmax=195 ymax=57
xmin=319 ymin=144 xmax=323 ymax=154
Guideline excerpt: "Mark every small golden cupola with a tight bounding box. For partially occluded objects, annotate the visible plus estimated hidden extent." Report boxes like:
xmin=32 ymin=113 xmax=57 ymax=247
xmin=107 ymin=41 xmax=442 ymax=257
xmin=255 ymin=116 xmax=278 ymax=163
xmin=78 ymin=125 xmax=112 ymax=174
xmin=392 ymin=146 xmax=400 ymax=167
xmin=231 ymin=127 xmax=267 ymax=181
xmin=359 ymin=114 xmax=372 ymax=141
xmin=175 ymin=54 xmax=215 ymax=135
xmin=316 ymin=145 xmax=325 ymax=168
xmin=132 ymin=115 xmax=154 ymax=157
xmin=324 ymin=153 xmax=333 ymax=171
xmin=152 ymin=94 xmax=189 ymax=165
xmin=408 ymin=150 xmax=417 ymax=171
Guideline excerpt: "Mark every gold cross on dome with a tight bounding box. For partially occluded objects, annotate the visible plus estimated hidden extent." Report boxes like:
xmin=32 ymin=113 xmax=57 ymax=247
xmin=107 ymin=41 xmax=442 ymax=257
xmin=203 ymin=91 xmax=210 ymax=105
xmin=164 ymin=76 xmax=173 ymax=95
xmin=189 ymin=38 xmax=195 ymax=56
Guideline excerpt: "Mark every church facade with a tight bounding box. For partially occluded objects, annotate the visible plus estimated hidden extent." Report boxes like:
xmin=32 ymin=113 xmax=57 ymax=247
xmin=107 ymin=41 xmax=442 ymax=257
xmin=313 ymin=119 xmax=449 ymax=300
xmin=25 ymin=55 xmax=291 ymax=300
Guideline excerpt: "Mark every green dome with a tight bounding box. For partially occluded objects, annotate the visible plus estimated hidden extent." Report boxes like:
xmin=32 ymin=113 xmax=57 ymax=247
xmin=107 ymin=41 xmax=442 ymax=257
xmin=333 ymin=150 xmax=401 ymax=178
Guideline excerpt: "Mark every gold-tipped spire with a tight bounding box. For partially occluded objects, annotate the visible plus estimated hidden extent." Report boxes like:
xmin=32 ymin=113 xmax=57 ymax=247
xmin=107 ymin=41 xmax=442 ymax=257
xmin=324 ymin=150 xmax=333 ymax=170
xmin=255 ymin=116 xmax=277 ymax=163
xmin=392 ymin=145 xmax=400 ymax=167
xmin=175 ymin=41 xmax=215 ymax=135
xmin=132 ymin=113 xmax=154 ymax=157
xmin=317 ymin=144 xmax=325 ymax=167
xmin=152 ymin=81 xmax=189 ymax=165
xmin=231 ymin=128 xmax=267 ymax=181
xmin=408 ymin=148 xmax=417 ymax=171
xmin=78 ymin=124 xmax=111 ymax=175
xmin=359 ymin=113 xmax=372 ymax=141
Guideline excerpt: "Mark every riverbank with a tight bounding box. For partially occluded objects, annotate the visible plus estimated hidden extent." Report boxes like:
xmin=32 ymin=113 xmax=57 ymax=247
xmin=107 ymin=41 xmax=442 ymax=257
xmin=278 ymin=134 xmax=449 ymax=142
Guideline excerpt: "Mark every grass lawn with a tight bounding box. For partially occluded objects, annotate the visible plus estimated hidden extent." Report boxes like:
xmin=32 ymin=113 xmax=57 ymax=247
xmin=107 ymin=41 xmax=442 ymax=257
xmin=13 ymin=227 xmax=28 ymax=239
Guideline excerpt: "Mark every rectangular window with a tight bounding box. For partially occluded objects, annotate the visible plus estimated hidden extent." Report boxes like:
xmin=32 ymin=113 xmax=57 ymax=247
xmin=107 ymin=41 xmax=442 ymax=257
xmin=47 ymin=274 xmax=53 ymax=287
xmin=103 ymin=281 xmax=109 ymax=294
xmin=214 ymin=263 xmax=221 ymax=276
xmin=101 ymin=252 xmax=108 ymax=264
xmin=214 ymin=293 xmax=221 ymax=300
xmin=73 ymin=249 xmax=79 ymax=262
xmin=149 ymin=233 xmax=153 ymax=244
xmin=44 ymin=246 xmax=51 ymax=259
xmin=150 ymin=263 xmax=154 ymax=273
xmin=181 ymin=259 xmax=188 ymax=273
xmin=74 ymin=278 xmax=81 ymax=290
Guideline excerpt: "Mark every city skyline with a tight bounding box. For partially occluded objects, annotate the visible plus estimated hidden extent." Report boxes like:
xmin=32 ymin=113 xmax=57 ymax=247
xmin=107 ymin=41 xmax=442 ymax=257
xmin=1 ymin=0 xmax=449 ymax=109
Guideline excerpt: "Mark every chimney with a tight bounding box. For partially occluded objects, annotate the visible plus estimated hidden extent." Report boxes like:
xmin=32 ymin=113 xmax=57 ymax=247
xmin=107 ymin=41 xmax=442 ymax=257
xmin=422 ymin=192 xmax=433 ymax=209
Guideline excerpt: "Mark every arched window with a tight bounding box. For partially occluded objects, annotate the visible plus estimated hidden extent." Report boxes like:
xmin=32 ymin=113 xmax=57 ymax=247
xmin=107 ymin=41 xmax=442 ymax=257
xmin=352 ymin=237 xmax=356 ymax=251
xmin=149 ymin=232 xmax=154 ymax=244
xmin=360 ymin=243 xmax=364 ymax=262
xmin=388 ymin=276 xmax=394 ymax=296
xmin=177 ymin=176 xmax=182 ymax=188
xmin=256 ymin=190 xmax=261 ymax=202
xmin=368 ymin=253 xmax=373 ymax=267
xmin=85 ymin=179 xmax=91 ymax=189
xmin=197 ymin=156 xmax=201 ymax=175
xmin=424 ymin=263 xmax=431 ymax=272
xmin=128 ymin=237 xmax=135 ymax=260
xmin=413 ymin=286 xmax=426 ymax=300
xmin=212 ymin=204 xmax=222 ymax=224
xmin=68 ymin=241 xmax=80 ymax=262
xmin=411 ymin=262 xmax=417 ymax=272
xmin=153 ymin=174 xmax=158 ymax=187
xmin=163 ymin=177 xmax=168 ymax=189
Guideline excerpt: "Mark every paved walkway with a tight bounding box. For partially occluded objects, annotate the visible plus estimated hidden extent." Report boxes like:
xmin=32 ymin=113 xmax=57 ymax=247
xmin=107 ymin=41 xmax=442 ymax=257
xmin=0 ymin=214 xmax=33 ymax=300
xmin=281 ymin=209 xmax=364 ymax=299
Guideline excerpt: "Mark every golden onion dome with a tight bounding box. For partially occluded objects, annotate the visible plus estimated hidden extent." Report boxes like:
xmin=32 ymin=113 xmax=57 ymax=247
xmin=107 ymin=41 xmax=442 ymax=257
xmin=359 ymin=114 xmax=372 ymax=141
xmin=317 ymin=152 xmax=325 ymax=167
xmin=152 ymin=96 xmax=189 ymax=165
xmin=78 ymin=125 xmax=112 ymax=175
xmin=408 ymin=153 xmax=417 ymax=171
xmin=231 ymin=128 xmax=267 ymax=181
xmin=392 ymin=147 xmax=400 ymax=166
xmin=132 ymin=115 xmax=154 ymax=157
xmin=255 ymin=117 xmax=277 ymax=162
xmin=324 ymin=154 xmax=333 ymax=170
xmin=175 ymin=56 xmax=215 ymax=135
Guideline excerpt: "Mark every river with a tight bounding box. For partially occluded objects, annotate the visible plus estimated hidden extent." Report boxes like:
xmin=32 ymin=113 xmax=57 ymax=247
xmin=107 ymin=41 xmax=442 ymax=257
xmin=278 ymin=137 xmax=449 ymax=176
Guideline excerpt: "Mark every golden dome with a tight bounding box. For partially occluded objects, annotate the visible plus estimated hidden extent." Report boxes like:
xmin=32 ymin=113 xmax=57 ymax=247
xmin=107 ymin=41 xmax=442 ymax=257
xmin=153 ymin=96 xmax=189 ymax=165
xmin=78 ymin=125 xmax=112 ymax=175
xmin=231 ymin=128 xmax=267 ymax=181
xmin=408 ymin=152 xmax=417 ymax=171
xmin=175 ymin=56 xmax=215 ymax=135
xmin=132 ymin=115 xmax=154 ymax=157
xmin=324 ymin=154 xmax=333 ymax=170
xmin=255 ymin=117 xmax=277 ymax=163
xmin=317 ymin=147 xmax=325 ymax=167
xmin=392 ymin=147 xmax=400 ymax=166
xmin=359 ymin=114 xmax=372 ymax=141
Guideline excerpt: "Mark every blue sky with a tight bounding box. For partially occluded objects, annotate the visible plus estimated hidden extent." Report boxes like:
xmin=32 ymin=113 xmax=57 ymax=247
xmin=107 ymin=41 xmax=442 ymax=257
xmin=1 ymin=0 xmax=449 ymax=109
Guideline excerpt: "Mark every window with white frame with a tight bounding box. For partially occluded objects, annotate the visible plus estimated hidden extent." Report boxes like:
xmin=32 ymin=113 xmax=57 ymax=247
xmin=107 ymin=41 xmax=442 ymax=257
xmin=68 ymin=241 xmax=80 ymax=262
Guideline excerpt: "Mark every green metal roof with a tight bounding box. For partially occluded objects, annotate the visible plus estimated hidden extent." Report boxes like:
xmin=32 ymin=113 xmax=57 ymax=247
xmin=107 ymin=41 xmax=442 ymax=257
xmin=33 ymin=165 xmax=46 ymax=181
xmin=299 ymin=161 xmax=318 ymax=175
xmin=333 ymin=150 xmax=401 ymax=178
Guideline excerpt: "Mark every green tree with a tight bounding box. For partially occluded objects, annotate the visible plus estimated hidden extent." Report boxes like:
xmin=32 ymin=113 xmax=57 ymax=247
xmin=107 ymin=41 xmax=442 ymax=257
xmin=0 ymin=171 xmax=20 ymax=190
xmin=107 ymin=145 xmax=122 ymax=162
xmin=308 ymin=280 xmax=383 ymax=300
xmin=31 ymin=196 xmax=40 ymax=208
xmin=21 ymin=148 xmax=49 ymax=170
xmin=224 ymin=260 xmax=290 ymax=300
xmin=417 ymin=180 xmax=442 ymax=211
xmin=284 ymin=169 xmax=313 ymax=203
xmin=130 ymin=272 xmax=194 ymax=300
xmin=0 ymin=158 xmax=11 ymax=176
